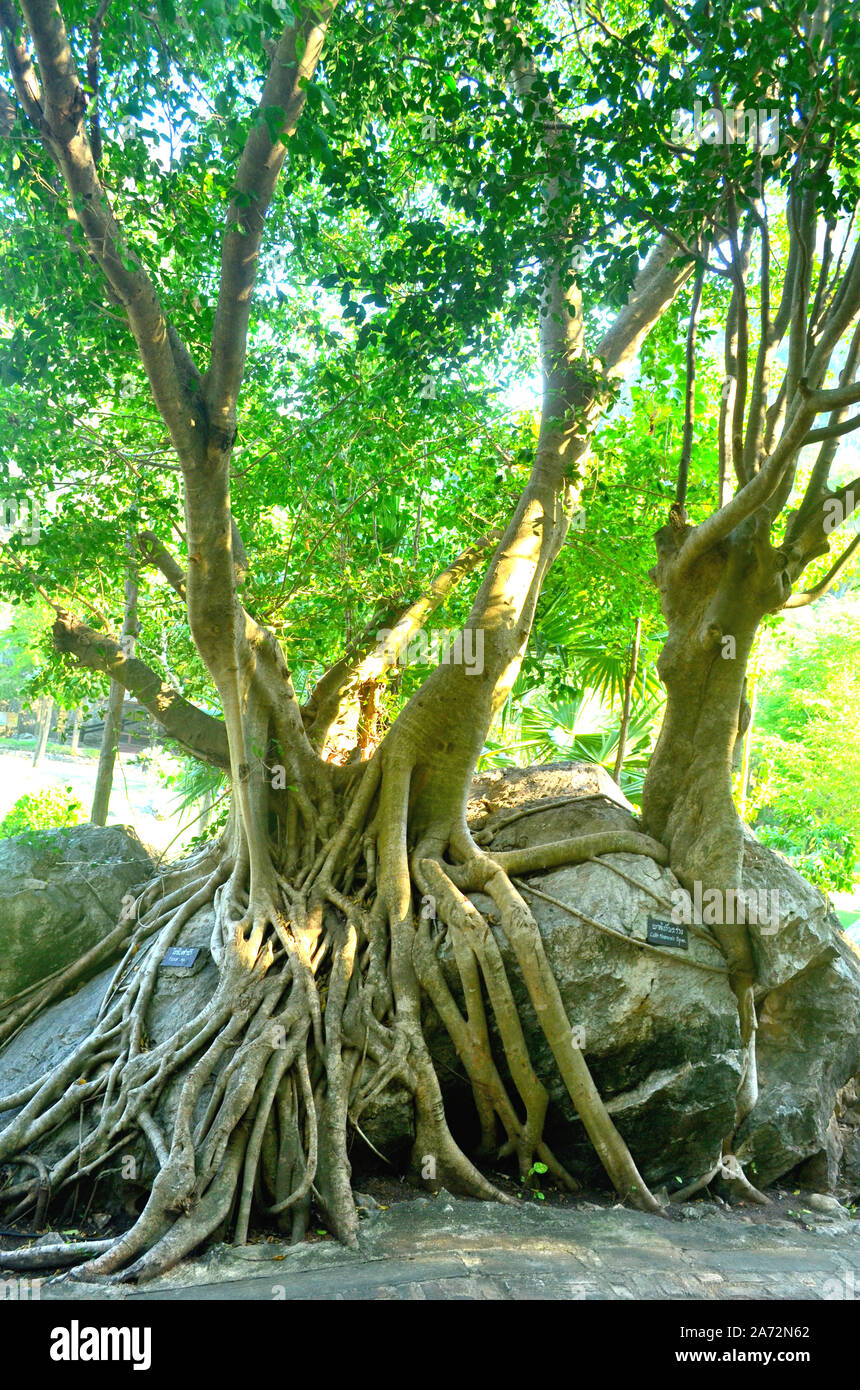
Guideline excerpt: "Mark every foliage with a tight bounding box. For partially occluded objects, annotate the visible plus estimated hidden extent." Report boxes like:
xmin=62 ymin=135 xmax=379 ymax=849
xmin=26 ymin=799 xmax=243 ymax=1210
xmin=0 ymin=783 xmax=87 ymax=838
xmin=754 ymin=810 xmax=856 ymax=896
xmin=747 ymin=601 xmax=860 ymax=892
xmin=0 ymin=0 xmax=858 ymax=837
xmin=0 ymin=600 xmax=44 ymax=700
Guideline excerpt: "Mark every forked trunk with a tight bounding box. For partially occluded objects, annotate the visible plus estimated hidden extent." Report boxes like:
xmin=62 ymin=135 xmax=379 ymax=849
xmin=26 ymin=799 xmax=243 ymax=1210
xmin=641 ymin=514 xmax=787 ymax=1136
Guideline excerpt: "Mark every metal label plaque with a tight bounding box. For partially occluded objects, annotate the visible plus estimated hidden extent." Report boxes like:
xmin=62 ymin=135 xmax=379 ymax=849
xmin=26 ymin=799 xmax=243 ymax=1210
xmin=161 ymin=946 xmax=201 ymax=969
xmin=646 ymin=917 xmax=688 ymax=950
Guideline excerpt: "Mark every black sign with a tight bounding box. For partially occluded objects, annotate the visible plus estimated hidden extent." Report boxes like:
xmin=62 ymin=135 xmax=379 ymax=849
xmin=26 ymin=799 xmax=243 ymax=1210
xmin=646 ymin=916 xmax=688 ymax=950
xmin=161 ymin=946 xmax=201 ymax=969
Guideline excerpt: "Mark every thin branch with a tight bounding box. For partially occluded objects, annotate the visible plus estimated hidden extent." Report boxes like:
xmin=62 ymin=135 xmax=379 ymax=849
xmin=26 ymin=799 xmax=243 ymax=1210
xmin=801 ymin=370 xmax=860 ymax=413
xmin=676 ymin=258 xmax=705 ymax=509
xmin=84 ymin=0 xmax=111 ymax=164
xmin=205 ymin=1 xmax=339 ymax=449
xmin=801 ymin=411 xmax=860 ymax=445
xmin=782 ymin=533 xmax=860 ymax=608
xmin=804 ymin=238 xmax=860 ymax=390
xmin=0 ymin=77 xmax=15 ymax=129
xmin=679 ymin=393 xmax=818 ymax=571
xmin=0 ymin=0 xmax=42 ymax=123
xmin=137 ymin=530 xmax=186 ymax=601
xmin=719 ymin=219 xmax=753 ymax=498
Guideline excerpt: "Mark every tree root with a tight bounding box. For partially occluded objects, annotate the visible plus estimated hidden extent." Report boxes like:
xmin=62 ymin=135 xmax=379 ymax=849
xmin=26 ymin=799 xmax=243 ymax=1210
xmin=0 ymin=769 xmax=675 ymax=1282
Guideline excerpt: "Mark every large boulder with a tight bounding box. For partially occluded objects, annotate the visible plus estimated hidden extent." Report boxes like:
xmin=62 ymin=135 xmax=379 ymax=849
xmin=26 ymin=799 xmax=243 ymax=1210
xmin=0 ymin=765 xmax=857 ymax=1205
xmin=0 ymin=824 xmax=156 ymax=1009
xmin=429 ymin=762 xmax=860 ymax=1193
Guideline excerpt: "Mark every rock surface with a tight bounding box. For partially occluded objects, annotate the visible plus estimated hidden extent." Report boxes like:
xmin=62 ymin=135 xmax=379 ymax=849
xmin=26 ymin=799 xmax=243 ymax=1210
xmin=25 ymin=1191 xmax=860 ymax=1303
xmin=0 ymin=824 xmax=156 ymax=1009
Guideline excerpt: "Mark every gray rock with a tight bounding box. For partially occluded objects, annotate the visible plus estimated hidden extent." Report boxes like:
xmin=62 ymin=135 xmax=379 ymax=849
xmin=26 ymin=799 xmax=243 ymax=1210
xmin=0 ymin=825 xmax=156 ymax=1009
xmin=448 ymin=765 xmax=860 ymax=1193
xmin=736 ymin=939 xmax=860 ymax=1185
xmin=426 ymin=843 xmax=741 ymax=1188
xmin=787 ymin=1116 xmax=845 ymax=1195
xmin=805 ymin=1192 xmax=847 ymax=1216
xmin=839 ymin=1127 xmax=860 ymax=1199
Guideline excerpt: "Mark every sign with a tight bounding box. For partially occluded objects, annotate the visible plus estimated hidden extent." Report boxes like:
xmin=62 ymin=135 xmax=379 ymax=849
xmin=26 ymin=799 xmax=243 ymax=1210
xmin=161 ymin=946 xmax=201 ymax=969
xmin=646 ymin=916 xmax=688 ymax=950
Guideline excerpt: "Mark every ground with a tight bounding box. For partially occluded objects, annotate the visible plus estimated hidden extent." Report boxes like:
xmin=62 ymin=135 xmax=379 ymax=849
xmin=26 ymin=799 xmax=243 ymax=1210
xmin=9 ymin=1190 xmax=858 ymax=1301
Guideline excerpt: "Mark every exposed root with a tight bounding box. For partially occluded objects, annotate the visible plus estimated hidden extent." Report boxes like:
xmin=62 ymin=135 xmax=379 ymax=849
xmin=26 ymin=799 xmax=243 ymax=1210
xmin=668 ymin=1156 xmax=770 ymax=1209
xmin=0 ymin=1239 xmax=114 ymax=1270
xmin=0 ymin=766 xmax=674 ymax=1282
xmin=716 ymin=1152 xmax=771 ymax=1207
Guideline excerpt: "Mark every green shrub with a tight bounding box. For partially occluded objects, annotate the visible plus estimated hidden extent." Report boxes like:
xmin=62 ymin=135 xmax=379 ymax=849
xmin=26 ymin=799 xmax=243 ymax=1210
xmin=0 ymin=785 xmax=87 ymax=839
xmin=754 ymin=810 xmax=857 ymax=895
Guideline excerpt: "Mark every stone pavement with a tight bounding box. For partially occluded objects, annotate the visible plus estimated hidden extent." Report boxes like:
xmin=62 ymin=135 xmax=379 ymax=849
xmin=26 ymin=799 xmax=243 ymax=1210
xmin=32 ymin=1193 xmax=860 ymax=1301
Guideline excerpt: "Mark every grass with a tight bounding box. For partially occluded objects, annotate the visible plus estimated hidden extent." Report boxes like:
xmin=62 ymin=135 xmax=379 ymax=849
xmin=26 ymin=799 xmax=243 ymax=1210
xmin=0 ymin=737 xmax=99 ymax=759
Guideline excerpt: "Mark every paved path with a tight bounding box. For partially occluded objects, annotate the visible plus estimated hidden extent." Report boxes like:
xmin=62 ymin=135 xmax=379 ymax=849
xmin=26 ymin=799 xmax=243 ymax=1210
xmin=33 ymin=1194 xmax=860 ymax=1301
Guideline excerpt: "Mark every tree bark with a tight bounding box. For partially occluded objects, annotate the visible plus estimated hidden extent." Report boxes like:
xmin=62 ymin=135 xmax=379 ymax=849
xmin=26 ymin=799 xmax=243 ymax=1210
xmin=31 ymin=696 xmax=53 ymax=767
xmin=90 ymin=562 xmax=138 ymax=826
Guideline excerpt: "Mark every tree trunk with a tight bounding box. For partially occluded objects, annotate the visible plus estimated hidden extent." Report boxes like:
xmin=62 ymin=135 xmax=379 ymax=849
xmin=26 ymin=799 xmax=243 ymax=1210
xmin=641 ymin=515 xmax=788 ymax=1134
xmin=194 ymin=787 xmax=214 ymax=837
xmin=69 ymin=706 xmax=81 ymax=756
xmin=31 ymin=697 xmax=53 ymax=768
xmin=90 ymin=683 xmax=125 ymax=827
xmin=91 ymin=563 xmax=139 ymax=826
xmin=613 ymin=615 xmax=642 ymax=784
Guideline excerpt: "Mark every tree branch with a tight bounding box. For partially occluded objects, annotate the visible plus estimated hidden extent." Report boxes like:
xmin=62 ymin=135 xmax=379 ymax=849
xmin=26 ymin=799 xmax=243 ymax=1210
xmin=782 ymin=532 xmax=860 ymax=608
xmin=679 ymin=394 xmax=818 ymax=571
xmin=84 ymin=0 xmax=111 ymax=164
xmin=676 ymin=257 xmax=705 ymax=509
xmin=719 ymin=218 xmax=754 ymax=494
xmin=205 ymin=0 xmax=339 ymax=449
xmin=0 ymin=80 xmax=14 ymax=133
xmin=10 ymin=0 xmax=203 ymax=460
xmin=802 ymin=369 xmax=860 ymax=414
xmin=597 ymin=235 xmax=698 ymax=379
xmin=137 ymin=530 xmax=187 ymax=601
xmin=52 ymin=612 xmax=229 ymax=769
xmin=801 ymin=410 xmax=860 ymax=445
xmin=0 ymin=0 xmax=41 ymax=122
xmin=303 ymin=529 xmax=502 ymax=752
